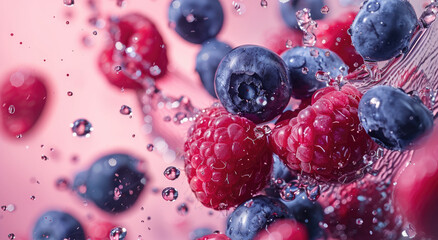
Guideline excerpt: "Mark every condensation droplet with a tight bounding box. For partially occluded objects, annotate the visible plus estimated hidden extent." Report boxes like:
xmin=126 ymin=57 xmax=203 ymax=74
xmin=260 ymin=0 xmax=268 ymax=8
xmin=8 ymin=233 xmax=15 ymax=240
xmin=177 ymin=203 xmax=189 ymax=215
xmin=321 ymin=5 xmax=329 ymax=14
xmin=120 ymin=105 xmax=132 ymax=115
xmin=162 ymin=187 xmax=178 ymax=201
xmin=302 ymin=67 xmax=309 ymax=74
xmin=147 ymin=144 xmax=154 ymax=152
xmin=63 ymin=0 xmax=74 ymax=6
xmin=8 ymin=105 xmax=15 ymax=114
xmin=164 ymin=166 xmax=180 ymax=180
xmin=71 ymin=119 xmax=93 ymax=137
xmin=356 ymin=218 xmax=363 ymax=225
xmin=114 ymin=187 xmax=122 ymax=201
xmin=110 ymin=227 xmax=127 ymax=240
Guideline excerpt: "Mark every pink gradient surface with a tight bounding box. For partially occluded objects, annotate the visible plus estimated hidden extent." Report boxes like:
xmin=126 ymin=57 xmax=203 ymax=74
xmin=0 ymin=0 xmax=426 ymax=239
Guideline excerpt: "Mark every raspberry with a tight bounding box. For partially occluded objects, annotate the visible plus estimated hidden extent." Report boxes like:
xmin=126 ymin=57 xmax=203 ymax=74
xmin=269 ymin=85 xmax=376 ymax=183
xmin=197 ymin=233 xmax=230 ymax=240
xmin=322 ymin=180 xmax=402 ymax=240
xmin=98 ymin=13 xmax=168 ymax=90
xmin=254 ymin=219 xmax=309 ymax=240
xmin=184 ymin=106 xmax=273 ymax=210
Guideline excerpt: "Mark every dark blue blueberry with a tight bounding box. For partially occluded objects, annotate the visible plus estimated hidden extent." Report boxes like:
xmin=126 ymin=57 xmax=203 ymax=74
xmin=281 ymin=46 xmax=348 ymax=99
xmin=73 ymin=153 xmax=147 ymax=213
xmin=226 ymin=195 xmax=293 ymax=240
xmin=350 ymin=0 xmax=418 ymax=61
xmin=358 ymin=86 xmax=434 ymax=151
xmin=279 ymin=0 xmax=325 ymax=29
xmin=215 ymin=45 xmax=292 ymax=124
xmin=32 ymin=210 xmax=85 ymax=240
xmin=168 ymin=0 xmax=224 ymax=44
xmin=196 ymin=39 xmax=232 ymax=98
xmin=282 ymin=192 xmax=325 ymax=240
xmin=265 ymin=155 xmax=296 ymax=198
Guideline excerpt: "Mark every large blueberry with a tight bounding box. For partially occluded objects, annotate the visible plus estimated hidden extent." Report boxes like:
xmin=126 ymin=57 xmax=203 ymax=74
xmin=32 ymin=210 xmax=85 ymax=240
xmin=73 ymin=153 xmax=147 ymax=213
xmin=350 ymin=0 xmax=417 ymax=61
xmin=196 ymin=39 xmax=232 ymax=98
xmin=215 ymin=45 xmax=291 ymax=124
xmin=279 ymin=0 xmax=325 ymax=29
xmin=226 ymin=195 xmax=293 ymax=240
xmin=168 ymin=0 xmax=224 ymax=44
xmin=281 ymin=46 xmax=348 ymax=99
xmin=283 ymin=192 xmax=325 ymax=240
xmin=358 ymin=86 xmax=434 ymax=151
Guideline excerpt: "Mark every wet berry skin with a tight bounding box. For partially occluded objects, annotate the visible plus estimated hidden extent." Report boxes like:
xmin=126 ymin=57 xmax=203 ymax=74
xmin=99 ymin=13 xmax=168 ymax=90
xmin=197 ymin=233 xmax=231 ymax=240
xmin=184 ymin=106 xmax=273 ymax=210
xmin=264 ymin=155 xmax=297 ymax=198
xmin=32 ymin=210 xmax=85 ymax=240
xmin=168 ymin=0 xmax=224 ymax=44
xmin=254 ymin=219 xmax=309 ymax=240
xmin=281 ymin=46 xmax=348 ymax=99
xmin=73 ymin=153 xmax=146 ymax=213
xmin=358 ymin=86 xmax=434 ymax=151
xmin=279 ymin=0 xmax=325 ymax=29
xmin=270 ymin=85 xmax=377 ymax=183
xmin=215 ymin=45 xmax=291 ymax=124
xmin=350 ymin=0 xmax=417 ymax=61
xmin=226 ymin=195 xmax=293 ymax=240
xmin=196 ymin=39 xmax=232 ymax=98
xmin=282 ymin=192 xmax=325 ymax=240
xmin=0 ymin=70 xmax=47 ymax=137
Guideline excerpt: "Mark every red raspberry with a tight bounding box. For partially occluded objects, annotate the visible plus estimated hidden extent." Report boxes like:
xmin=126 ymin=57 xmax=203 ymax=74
xmin=269 ymin=85 xmax=376 ymax=183
xmin=197 ymin=233 xmax=231 ymax=240
xmin=316 ymin=12 xmax=364 ymax=72
xmin=395 ymin=127 xmax=438 ymax=238
xmin=98 ymin=13 xmax=168 ymax=90
xmin=265 ymin=28 xmax=303 ymax=55
xmin=254 ymin=219 xmax=309 ymax=240
xmin=321 ymin=180 xmax=402 ymax=240
xmin=184 ymin=106 xmax=273 ymax=210
xmin=0 ymin=70 xmax=48 ymax=137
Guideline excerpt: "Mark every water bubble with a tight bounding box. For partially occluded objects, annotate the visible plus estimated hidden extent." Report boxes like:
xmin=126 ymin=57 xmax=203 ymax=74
xmin=41 ymin=155 xmax=48 ymax=161
xmin=366 ymin=1 xmax=380 ymax=12
xmin=67 ymin=91 xmax=73 ymax=96
xmin=114 ymin=65 xmax=122 ymax=73
xmin=305 ymin=184 xmax=321 ymax=201
xmin=177 ymin=203 xmax=189 ymax=215
xmin=114 ymin=187 xmax=122 ymax=201
xmin=71 ymin=119 xmax=93 ymax=137
xmin=63 ymin=0 xmax=74 ymax=6
xmin=285 ymin=39 xmax=293 ymax=48
xmin=8 ymin=105 xmax=15 ymax=114
xmin=149 ymin=65 xmax=162 ymax=76
xmin=356 ymin=218 xmax=363 ymax=225
xmin=30 ymin=195 xmax=35 ymax=200
xmin=55 ymin=178 xmax=70 ymax=190
xmin=321 ymin=5 xmax=329 ymax=14
xmin=260 ymin=0 xmax=268 ymax=8
xmin=110 ymin=227 xmax=127 ymax=240
xmin=162 ymin=187 xmax=178 ymax=201
xmin=120 ymin=105 xmax=132 ymax=115
xmin=164 ymin=166 xmax=180 ymax=180
xmin=280 ymin=183 xmax=299 ymax=201
xmin=302 ymin=67 xmax=309 ymax=74
xmin=8 ymin=233 xmax=15 ymax=240
xmin=147 ymin=144 xmax=154 ymax=152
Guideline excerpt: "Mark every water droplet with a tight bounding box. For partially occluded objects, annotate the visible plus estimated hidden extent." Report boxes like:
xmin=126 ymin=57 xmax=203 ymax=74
xmin=30 ymin=195 xmax=35 ymax=200
xmin=63 ymin=0 xmax=74 ymax=6
xmin=256 ymin=96 xmax=268 ymax=106
xmin=92 ymin=31 xmax=98 ymax=35
xmin=315 ymin=71 xmax=331 ymax=82
xmin=302 ymin=67 xmax=309 ymax=74
xmin=147 ymin=144 xmax=154 ymax=152
xmin=401 ymin=224 xmax=417 ymax=238
xmin=163 ymin=116 xmax=171 ymax=122
xmin=366 ymin=1 xmax=380 ymax=12
xmin=116 ymin=0 xmax=126 ymax=7
xmin=260 ymin=0 xmax=268 ymax=8
xmin=114 ymin=65 xmax=122 ymax=73
xmin=71 ymin=119 xmax=93 ymax=137
xmin=321 ymin=5 xmax=329 ymax=14
xmin=67 ymin=91 xmax=73 ymax=96
xmin=162 ymin=187 xmax=178 ymax=201
xmin=305 ymin=184 xmax=321 ymax=201
xmin=149 ymin=65 xmax=161 ymax=76
xmin=110 ymin=227 xmax=127 ymax=240
xmin=55 ymin=178 xmax=70 ymax=190
xmin=356 ymin=218 xmax=363 ymax=225
xmin=280 ymin=183 xmax=299 ymax=201
xmin=6 ymin=204 xmax=15 ymax=212
xmin=303 ymin=33 xmax=317 ymax=47
xmin=186 ymin=14 xmax=195 ymax=23
xmin=41 ymin=155 xmax=48 ymax=161
xmin=164 ymin=166 xmax=180 ymax=180
xmin=120 ymin=105 xmax=132 ymax=115
xmin=420 ymin=3 xmax=438 ymax=27
xmin=177 ymin=203 xmax=189 ymax=215
xmin=1 ymin=206 xmax=6 ymax=211
xmin=232 ymin=1 xmax=246 ymax=15
xmin=244 ymin=199 xmax=254 ymax=208
xmin=114 ymin=187 xmax=122 ymax=201
xmin=66 ymin=20 xmax=70 ymax=25
xmin=8 ymin=105 xmax=15 ymax=114
xmin=285 ymin=39 xmax=293 ymax=48
xmin=310 ymin=48 xmax=319 ymax=57
xmin=8 ymin=233 xmax=15 ymax=240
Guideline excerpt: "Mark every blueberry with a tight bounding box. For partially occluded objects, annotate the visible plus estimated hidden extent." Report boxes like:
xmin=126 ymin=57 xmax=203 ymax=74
xmin=358 ymin=86 xmax=434 ymax=151
xmin=226 ymin=195 xmax=293 ymax=240
xmin=168 ymin=0 xmax=224 ymax=44
xmin=350 ymin=0 xmax=417 ymax=61
xmin=32 ymin=210 xmax=85 ymax=240
xmin=73 ymin=153 xmax=147 ymax=213
xmin=265 ymin=155 xmax=296 ymax=198
xmin=282 ymin=192 xmax=325 ymax=240
xmin=196 ymin=39 xmax=232 ymax=98
xmin=281 ymin=46 xmax=348 ymax=99
xmin=279 ymin=0 xmax=325 ymax=29
xmin=215 ymin=45 xmax=292 ymax=124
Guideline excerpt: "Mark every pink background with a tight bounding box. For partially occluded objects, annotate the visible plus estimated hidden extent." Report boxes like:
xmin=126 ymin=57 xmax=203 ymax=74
xmin=0 ymin=0 xmax=426 ymax=239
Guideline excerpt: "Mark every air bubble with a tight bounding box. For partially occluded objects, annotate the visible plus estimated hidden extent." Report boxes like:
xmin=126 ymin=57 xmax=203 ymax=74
xmin=162 ymin=187 xmax=178 ymax=201
xmin=321 ymin=5 xmax=329 ymax=14
xmin=164 ymin=166 xmax=180 ymax=180
xmin=260 ymin=0 xmax=268 ymax=8
xmin=120 ymin=105 xmax=132 ymax=115
xmin=71 ymin=119 xmax=93 ymax=137
xmin=177 ymin=203 xmax=189 ymax=215
xmin=63 ymin=0 xmax=74 ymax=6
xmin=110 ymin=227 xmax=127 ymax=240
